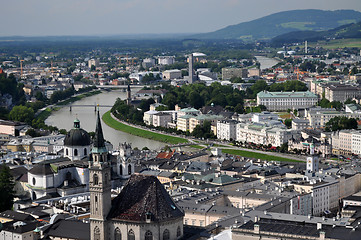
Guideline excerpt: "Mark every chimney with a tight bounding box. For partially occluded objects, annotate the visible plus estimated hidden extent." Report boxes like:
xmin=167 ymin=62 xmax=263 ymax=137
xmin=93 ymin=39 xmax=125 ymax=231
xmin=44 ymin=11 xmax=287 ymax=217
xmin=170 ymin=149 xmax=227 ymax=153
xmin=317 ymin=222 xmax=322 ymax=230
xmin=254 ymin=224 xmax=260 ymax=234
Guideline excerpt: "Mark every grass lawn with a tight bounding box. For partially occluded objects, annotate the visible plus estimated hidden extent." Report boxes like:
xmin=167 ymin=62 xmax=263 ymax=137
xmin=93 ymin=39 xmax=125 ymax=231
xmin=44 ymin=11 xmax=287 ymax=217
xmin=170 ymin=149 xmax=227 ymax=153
xmin=221 ymin=148 xmax=302 ymax=162
xmin=309 ymin=38 xmax=361 ymax=49
xmin=102 ymin=111 xmax=188 ymax=145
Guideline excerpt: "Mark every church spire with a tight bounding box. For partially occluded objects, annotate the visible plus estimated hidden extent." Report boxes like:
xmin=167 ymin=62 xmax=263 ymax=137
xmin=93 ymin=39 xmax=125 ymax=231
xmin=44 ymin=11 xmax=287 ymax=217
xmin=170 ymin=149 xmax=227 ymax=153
xmin=92 ymin=109 xmax=107 ymax=154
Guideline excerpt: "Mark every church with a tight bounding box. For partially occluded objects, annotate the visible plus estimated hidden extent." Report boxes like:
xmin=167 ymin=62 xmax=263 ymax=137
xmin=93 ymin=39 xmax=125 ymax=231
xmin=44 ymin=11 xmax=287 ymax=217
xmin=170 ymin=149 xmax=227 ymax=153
xmin=27 ymin=113 xmax=136 ymax=200
xmin=89 ymin=110 xmax=184 ymax=240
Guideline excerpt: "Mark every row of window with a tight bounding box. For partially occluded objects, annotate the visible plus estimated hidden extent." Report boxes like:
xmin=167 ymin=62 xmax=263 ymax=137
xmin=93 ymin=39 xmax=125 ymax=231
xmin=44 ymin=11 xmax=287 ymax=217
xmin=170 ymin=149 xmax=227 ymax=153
xmin=65 ymin=148 xmax=87 ymax=156
xmin=94 ymin=227 xmax=181 ymax=240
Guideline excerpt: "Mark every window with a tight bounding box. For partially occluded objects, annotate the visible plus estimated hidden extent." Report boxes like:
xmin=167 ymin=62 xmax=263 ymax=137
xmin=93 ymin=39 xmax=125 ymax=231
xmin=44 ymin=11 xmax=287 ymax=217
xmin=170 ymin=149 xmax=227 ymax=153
xmin=177 ymin=227 xmax=181 ymax=237
xmin=84 ymin=148 xmax=87 ymax=156
xmin=128 ymin=164 xmax=132 ymax=175
xmin=32 ymin=177 xmax=36 ymax=185
xmin=93 ymin=174 xmax=99 ymax=185
xmin=128 ymin=229 xmax=135 ymax=240
xmin=163 ymin=229 xmax=170 ymax=240
xmin=66 ymin=148 xmax=68 ymax=155
xmin=114 ymin=228 xmax=121 ymax=240
xmin=145 ymin=230 xmax=153 ymax=240
xmin=94 ymin=227 xmax=100 ymax=240
xmin=120 ymin=165 xmax=123 ymax=175
xmin=74 ymin=149 xmax=78 ymax=156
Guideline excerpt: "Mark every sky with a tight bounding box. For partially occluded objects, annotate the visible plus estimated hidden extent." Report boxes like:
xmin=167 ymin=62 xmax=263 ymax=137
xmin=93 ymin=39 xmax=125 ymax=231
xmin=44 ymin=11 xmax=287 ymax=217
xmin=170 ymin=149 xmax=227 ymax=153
xmin=1 ymin=0 xmax=361 ymax=37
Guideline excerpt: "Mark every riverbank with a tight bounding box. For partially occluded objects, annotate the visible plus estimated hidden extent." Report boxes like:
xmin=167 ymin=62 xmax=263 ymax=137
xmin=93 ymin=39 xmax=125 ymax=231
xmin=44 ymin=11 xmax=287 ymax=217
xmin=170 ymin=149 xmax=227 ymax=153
xmin=221 ymin=148 xmax=302 ymax=162
xmin=102 ymin=111 xmax=188 ymax=145
xmin=36 ymin=90 xmax=102 ymax=126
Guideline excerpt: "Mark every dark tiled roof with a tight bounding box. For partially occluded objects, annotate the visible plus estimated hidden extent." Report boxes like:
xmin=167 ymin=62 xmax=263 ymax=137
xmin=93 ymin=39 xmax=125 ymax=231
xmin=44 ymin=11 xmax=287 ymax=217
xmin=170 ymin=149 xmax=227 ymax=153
xmin=43 ymin=219 xmax=89 ymax=240
xmin=1 ymin=220 xmax=39 ymax=234
xmin=29 ymin=163 xmax=53 ymax=175
xmin=107 ymin=175 xmax=184 ymax=222
xmin=0 ymin=210 xmax=35 ymax=221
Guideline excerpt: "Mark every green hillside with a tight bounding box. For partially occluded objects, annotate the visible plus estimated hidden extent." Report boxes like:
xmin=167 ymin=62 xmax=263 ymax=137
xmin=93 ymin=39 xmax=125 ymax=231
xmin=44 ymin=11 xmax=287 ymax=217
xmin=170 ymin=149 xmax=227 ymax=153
xmin=272 ymin=21 xmax=361 ymax=45
xmin=193 ymin=9 xmax=361 ymax=40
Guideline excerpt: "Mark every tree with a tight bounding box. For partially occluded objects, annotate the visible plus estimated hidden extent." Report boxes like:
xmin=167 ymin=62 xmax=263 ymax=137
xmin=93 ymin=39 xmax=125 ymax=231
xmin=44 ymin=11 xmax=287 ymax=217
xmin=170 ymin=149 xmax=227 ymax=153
xmin=325 ymin=116 xmax=358 ymax=132
xmin=284 ymin=119 xmax=292 ymax=128
xmin=26 ymin=128 xmax=40 ymax=137
xmin=9 ymin=105 xmax=34 ymax=124
xmin=0 ymin=163 xmax=15 ymax=211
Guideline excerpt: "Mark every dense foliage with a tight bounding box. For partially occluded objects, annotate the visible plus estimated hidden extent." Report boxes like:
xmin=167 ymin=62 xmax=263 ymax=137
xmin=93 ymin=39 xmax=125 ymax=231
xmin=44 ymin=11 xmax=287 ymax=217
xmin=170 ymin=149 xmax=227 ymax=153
xmin=161 ymin=82 xmax=245 ymax=112
xmin=0 ymin=164 xmax=15 ymax=212
xmin=0 ymin=72 xmax=25 ymax=105
xmin=111 ymin=98 xmax=143 ymax=125
xmin=325 ymin=116 xmax=358 ymax=131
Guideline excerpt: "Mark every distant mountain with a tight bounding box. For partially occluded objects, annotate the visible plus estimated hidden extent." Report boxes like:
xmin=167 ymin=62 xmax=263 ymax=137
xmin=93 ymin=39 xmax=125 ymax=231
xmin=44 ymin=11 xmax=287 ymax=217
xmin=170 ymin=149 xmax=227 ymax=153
xmin=193 ymin=9 xmax=361 ymax=40
xmin=271 ymin=21 xmax=361 ymax=45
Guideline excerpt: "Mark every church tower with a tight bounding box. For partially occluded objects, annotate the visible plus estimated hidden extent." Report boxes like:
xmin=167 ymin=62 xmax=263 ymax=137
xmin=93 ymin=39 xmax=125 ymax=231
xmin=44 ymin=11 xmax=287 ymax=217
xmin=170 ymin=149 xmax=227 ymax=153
xmin=126 ymin=84 xmax=131 ymax=105
xmin=307 ymin=142 xmax=319 ymax=173
xmin=89 ymin=110 xmax=111 ymax=240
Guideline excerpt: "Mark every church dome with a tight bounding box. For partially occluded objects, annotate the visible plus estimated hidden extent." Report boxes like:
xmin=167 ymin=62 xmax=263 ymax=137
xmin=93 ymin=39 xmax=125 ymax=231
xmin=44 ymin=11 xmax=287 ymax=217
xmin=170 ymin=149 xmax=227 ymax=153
xmin=64 ymin=119 xmax=90 ymax=146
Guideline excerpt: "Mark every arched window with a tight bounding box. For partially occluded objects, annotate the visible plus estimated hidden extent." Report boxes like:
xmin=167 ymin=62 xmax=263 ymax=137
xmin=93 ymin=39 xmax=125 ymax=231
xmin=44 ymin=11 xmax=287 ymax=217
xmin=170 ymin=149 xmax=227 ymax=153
xmin=128 ymin=229 xmax=135 ymax=240
xmin=74 ymin=149 xmax=78 ymax=156
xmin=128 ymin=164 xmax=132 ymax=175
xmin=94 ymin=226 xmax=100 ymax=240
xmin=32 ymin=177 xmax=36 ymax=185
xmin=177 ymin=226 xmax=181 ymax=237
xmin=145 ymin=230 xmax=153 ymax=240
xmin=32 ymin=191 xmax=37 ymax=200
xmin=66 ymin=148 xmax=68 ymax=155
xmin=84 ymin=148 xmax=87 ymax=156
xmin=120 ymin=165 xmax=123 ymax=175
xmin=114 ymin=227 xmax=121 ymax=240
xmin=163 ymin=229 xmax=170 ymax=240
xmin=93 ymin=174 xmax=99 ymax=185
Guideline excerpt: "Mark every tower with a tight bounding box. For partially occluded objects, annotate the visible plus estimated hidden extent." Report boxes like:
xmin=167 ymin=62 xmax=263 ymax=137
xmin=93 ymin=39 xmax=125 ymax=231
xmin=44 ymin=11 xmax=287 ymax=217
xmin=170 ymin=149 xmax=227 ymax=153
xmin=126 ymin=84 xmax=131 ymax=105
xmin=89 ymin=110 xmax=111 ymax=240
xmin=188 ymin=53 xmax=194 ymax=84
xmin=305 ymin=40 xmax=308 ymax=54
xmin=117 ymin=142 xmax=134 ymax=179
xmin=307 ymin=142 xmax=319 ymax=172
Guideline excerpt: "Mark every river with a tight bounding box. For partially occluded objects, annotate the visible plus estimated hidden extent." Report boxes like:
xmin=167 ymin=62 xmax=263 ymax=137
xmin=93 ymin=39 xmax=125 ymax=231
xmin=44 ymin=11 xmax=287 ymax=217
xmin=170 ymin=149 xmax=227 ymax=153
xmin=255 ymin=56 xmax=280 ymax=70
xmin=45 ymin=88 xmax=166 ymax=150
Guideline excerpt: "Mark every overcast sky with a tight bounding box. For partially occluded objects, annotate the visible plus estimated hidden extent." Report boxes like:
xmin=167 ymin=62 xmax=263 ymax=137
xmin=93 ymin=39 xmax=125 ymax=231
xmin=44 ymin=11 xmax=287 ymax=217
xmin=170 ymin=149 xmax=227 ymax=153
xmin=1 ymin=0 xmax=361 ymax=36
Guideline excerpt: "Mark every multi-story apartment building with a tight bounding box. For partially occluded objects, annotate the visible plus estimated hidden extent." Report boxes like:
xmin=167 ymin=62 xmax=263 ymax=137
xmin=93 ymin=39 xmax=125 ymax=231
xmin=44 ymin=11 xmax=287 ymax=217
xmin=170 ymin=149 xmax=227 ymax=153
xmin=332 ymin=130 xmax=360 ymax=156
xmin=257 ymin=91 xmax=318 ymax=111
xmin=222 ymin=67 xmax=248 ymax=80
xmin=217 ymin=120 xmax=238 ymax=141
xmin=236 ymin=123 xmax=298 ymax=147
xmin=153 ymin=112 xmax=172 ymax=128
xmin=189 ymin=114 xmax=222 ymax=133
xmin=306 ymin=107 xmax=361 ymax=128
xmin=324 ymin=84 xmax=361 ymax=102
xmin=293 ymin=180 xmax=339 ymax=216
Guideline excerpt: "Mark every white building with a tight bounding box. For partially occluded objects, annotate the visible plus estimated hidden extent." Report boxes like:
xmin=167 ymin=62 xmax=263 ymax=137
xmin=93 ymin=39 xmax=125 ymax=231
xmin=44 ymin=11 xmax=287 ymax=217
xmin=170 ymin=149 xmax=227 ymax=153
xmin=157 ymin=56 xmax=175 ymax=65
xmin=252 ymin=111 xmax=279 ymax=123
xmin=236 ymin=122 xmax=298 ymax=147
xmin=143 ymin=110 xmax=159 ymax=126
xmin=163 ymin=69 xmax=182 ymax=80
xmin=257 ymin=91 xmax=318 ymax=111
xmin=217 ymin=120 xmax=238 ymax=141
xmin=153 ymin=112 xmax=172 ymax=128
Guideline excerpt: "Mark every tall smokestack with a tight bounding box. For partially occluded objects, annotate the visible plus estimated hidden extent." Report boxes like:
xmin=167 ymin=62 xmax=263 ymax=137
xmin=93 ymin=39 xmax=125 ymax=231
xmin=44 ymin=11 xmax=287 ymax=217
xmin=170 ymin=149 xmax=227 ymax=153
xmin=305 ymin=41 xmax=308 ymax=54
xmin=188 ymin=53 xmax=194 ymax=84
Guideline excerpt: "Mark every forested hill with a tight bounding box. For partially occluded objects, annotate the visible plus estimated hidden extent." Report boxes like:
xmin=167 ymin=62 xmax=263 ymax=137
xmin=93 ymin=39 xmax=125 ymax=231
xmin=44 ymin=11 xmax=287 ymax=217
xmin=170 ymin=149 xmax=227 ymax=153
xmin=271 ymin=21 xmax=361 ymax=45
xmin=193 ymin=9 xmax=361 ymax=40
